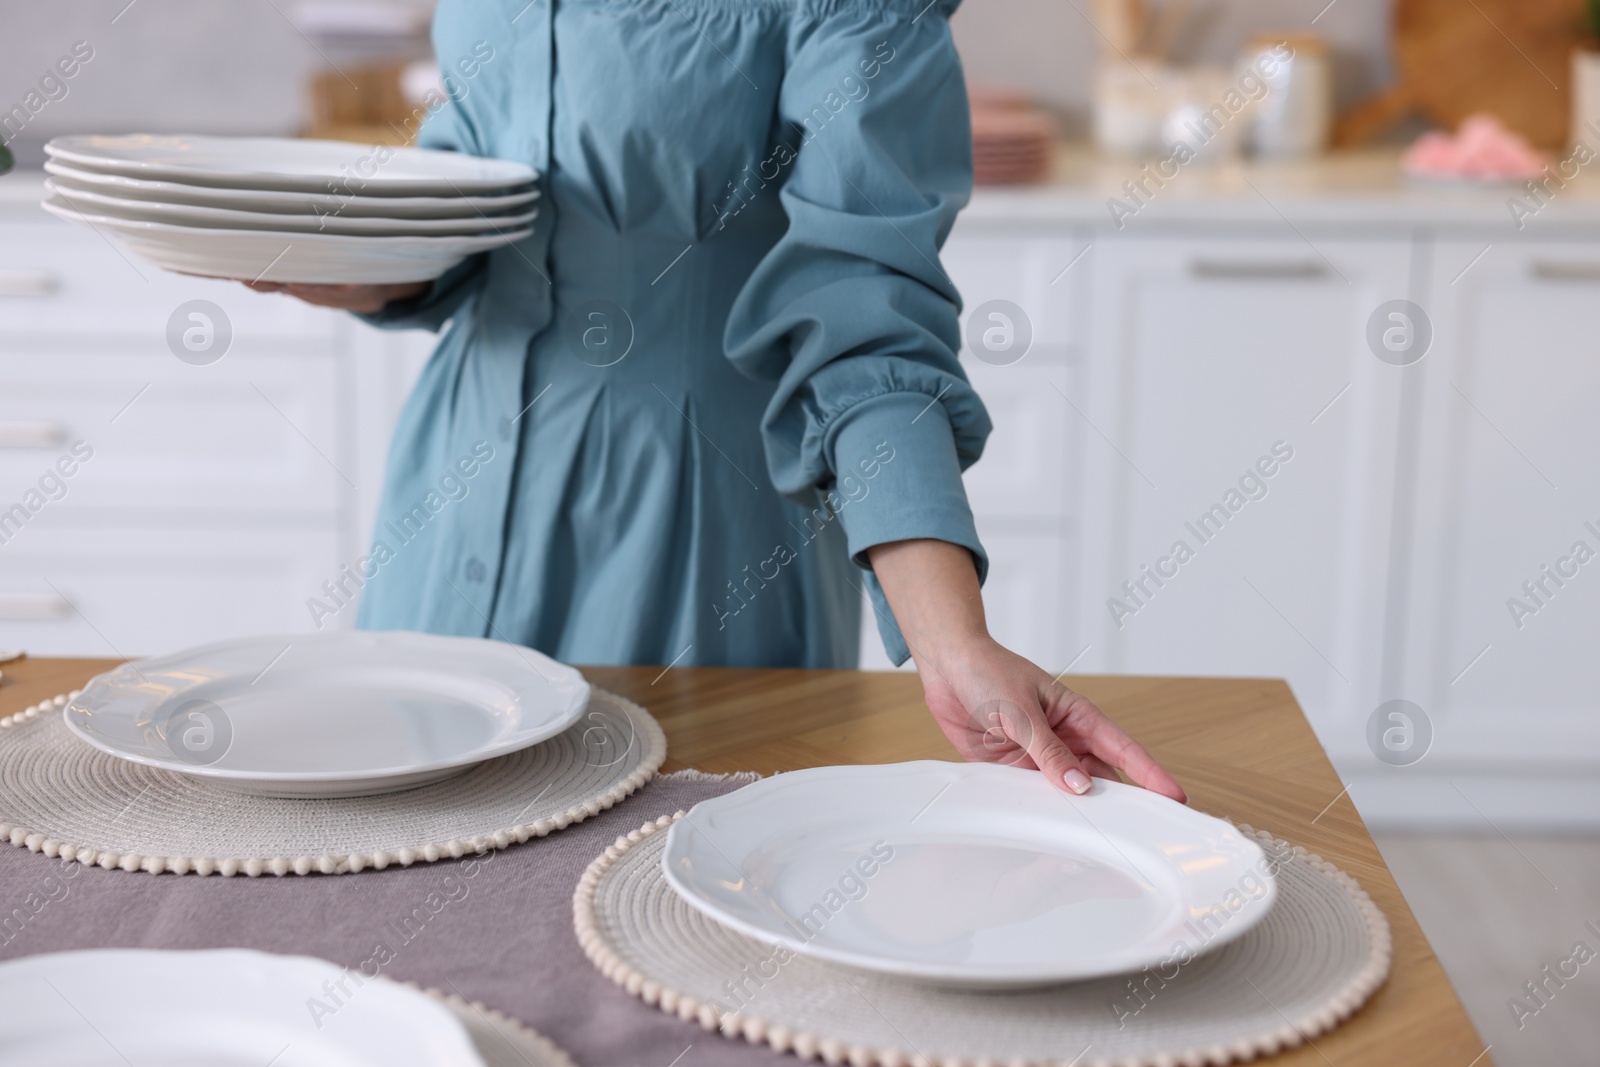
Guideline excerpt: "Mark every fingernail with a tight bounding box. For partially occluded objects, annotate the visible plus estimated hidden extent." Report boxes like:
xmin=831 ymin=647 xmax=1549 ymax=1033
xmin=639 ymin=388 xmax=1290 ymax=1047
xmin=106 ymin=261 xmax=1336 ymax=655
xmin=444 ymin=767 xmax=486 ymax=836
xmin=1064 ymin=769 xmax=1092 ymax=794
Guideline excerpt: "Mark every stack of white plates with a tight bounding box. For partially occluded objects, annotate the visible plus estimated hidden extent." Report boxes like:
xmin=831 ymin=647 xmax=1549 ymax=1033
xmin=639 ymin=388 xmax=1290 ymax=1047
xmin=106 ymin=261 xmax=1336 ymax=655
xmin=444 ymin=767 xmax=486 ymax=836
xmin=41 ymin=134 xmax=537 ymax=283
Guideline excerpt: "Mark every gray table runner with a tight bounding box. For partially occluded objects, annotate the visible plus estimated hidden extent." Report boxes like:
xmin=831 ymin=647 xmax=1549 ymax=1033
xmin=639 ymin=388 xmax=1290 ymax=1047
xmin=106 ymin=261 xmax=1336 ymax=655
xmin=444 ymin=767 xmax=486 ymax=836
xmin=0 ymin=772 xmax=776 ymax=1067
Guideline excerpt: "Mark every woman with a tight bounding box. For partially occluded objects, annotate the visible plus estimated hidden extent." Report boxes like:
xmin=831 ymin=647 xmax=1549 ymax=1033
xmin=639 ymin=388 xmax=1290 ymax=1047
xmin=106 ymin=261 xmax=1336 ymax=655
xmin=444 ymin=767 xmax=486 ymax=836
xmin=251 ymin=0 xmax=1184 ymax=803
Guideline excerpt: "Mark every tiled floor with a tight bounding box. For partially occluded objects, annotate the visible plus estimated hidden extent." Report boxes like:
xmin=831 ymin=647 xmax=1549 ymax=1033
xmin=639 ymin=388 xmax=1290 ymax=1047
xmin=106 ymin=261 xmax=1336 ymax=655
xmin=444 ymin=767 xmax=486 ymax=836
xmin=1374 ymin=834 xmax=1600 ymax=1067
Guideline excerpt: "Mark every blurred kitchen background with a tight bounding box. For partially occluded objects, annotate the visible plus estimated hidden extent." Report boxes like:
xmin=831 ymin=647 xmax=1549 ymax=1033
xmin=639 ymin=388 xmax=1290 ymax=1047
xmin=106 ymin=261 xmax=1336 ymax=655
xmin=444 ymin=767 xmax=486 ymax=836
xmin=3 ymin=2 xmax=1599 ymax=1060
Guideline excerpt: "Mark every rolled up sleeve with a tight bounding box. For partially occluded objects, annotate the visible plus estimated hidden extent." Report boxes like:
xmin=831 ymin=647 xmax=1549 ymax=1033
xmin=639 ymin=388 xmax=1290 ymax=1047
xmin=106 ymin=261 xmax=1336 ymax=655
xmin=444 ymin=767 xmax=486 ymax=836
xmin=724 ymin=0 xmax=988 ymax=664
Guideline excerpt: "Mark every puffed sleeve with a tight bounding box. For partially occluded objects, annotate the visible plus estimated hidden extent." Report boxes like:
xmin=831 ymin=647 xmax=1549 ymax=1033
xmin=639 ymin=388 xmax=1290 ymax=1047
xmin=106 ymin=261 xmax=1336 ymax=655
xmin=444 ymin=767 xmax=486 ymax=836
xmin=357 ymin=68 xmax=490 ymax=332
xmin=724 ymin=0 xmax=989 ymax=665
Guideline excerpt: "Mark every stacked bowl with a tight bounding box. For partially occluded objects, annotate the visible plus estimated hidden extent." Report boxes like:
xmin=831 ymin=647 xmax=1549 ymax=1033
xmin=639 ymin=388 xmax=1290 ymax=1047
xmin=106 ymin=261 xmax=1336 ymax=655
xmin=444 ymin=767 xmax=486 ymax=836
xmin=41 ymin=133 xmax=536 ymax=283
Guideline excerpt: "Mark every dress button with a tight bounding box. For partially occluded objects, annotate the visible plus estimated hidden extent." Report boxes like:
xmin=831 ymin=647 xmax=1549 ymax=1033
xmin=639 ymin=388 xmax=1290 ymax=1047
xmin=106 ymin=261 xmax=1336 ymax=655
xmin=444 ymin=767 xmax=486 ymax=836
xmin=497 ymin=416 xmax=514 ymax=442
xmin=465 ymin=557 xmax=487 ymax=583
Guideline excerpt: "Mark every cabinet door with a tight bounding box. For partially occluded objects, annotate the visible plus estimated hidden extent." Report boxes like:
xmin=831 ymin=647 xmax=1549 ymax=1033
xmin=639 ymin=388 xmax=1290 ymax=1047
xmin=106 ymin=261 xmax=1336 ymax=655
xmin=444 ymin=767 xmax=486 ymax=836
xmin=0 ymin=526 xmax=343 ymax=657
xmin=942 ymin=228 xmax=1081 ymax=517
xmin=940 ymin=227 xmax=1077 ymax=349
xmin=1077 ymin=236 xmax=1412 ymax=752
xmin=0 ymin=345 xmax=344 ymax=516
xmin=0 ymin=219 xmax=337 ymax=340
xmin=1397 ymin=241 xmax=1600 ymax=768
xmin=858 ymin=230 xmax=1088 ymax=671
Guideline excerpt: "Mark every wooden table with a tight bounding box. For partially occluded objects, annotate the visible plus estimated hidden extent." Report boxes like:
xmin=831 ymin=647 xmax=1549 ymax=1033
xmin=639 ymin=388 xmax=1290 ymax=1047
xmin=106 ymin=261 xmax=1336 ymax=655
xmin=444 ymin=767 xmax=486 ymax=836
xmin=1 ymin=657 xmax=1490 ymax=1065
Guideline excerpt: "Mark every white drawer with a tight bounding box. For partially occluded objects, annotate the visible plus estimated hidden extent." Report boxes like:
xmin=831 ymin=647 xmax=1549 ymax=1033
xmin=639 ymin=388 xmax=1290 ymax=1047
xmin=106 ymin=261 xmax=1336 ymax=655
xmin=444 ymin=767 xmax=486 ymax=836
xmin=944 ymin=230 xmax=1077 ymax=352
xmin=960 ymin=362 xmax=1071 ymax=517
xmin=0 ymin=346 xmax=345 ymax=514
xmin=0 ymin=525 xmax=344 ymax=658
xmin=0 ymin=218 xmax=342 ymax=339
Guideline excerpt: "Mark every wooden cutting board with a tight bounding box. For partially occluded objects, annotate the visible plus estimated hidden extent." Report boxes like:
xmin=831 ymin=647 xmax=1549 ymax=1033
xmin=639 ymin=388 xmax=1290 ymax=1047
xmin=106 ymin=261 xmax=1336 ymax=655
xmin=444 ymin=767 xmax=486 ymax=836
xmin=1336 ymin=0 xmax=1589 ymax=148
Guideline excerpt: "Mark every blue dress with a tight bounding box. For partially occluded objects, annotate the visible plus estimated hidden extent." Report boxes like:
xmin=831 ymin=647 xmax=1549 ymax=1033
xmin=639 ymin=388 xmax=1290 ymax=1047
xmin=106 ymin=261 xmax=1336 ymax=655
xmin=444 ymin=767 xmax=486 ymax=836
xmin=354 ymin=0 xmax=992 ymax=668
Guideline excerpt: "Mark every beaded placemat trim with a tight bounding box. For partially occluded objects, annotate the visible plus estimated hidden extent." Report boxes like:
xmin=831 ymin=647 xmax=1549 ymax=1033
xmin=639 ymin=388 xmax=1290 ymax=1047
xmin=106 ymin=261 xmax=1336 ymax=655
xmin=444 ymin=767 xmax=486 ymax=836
xmin=0 ymin=688 xmax=666 ymax=876
xmin=573 ymin=811 xmax=1393 ymax=1067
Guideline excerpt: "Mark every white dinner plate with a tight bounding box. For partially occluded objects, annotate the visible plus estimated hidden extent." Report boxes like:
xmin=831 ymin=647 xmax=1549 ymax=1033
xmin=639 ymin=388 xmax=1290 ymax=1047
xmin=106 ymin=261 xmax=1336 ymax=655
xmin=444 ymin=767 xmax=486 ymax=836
xmin=663 ymin=761 xmax=1278 ymax=987
xmin=42 ymin=199 xmax=531 ymax=283
xmin=47 ymin=133 xmax=536 ymax=194
xmin=45 ymin=159 xmax=540 ymax=217
xmin=45 ymin=180 xmax=538 ymax=236
xmin=64 ymin=631 xmax=590 ymax=797
xmin=0 ymin=948 xmax=485 ymax=1067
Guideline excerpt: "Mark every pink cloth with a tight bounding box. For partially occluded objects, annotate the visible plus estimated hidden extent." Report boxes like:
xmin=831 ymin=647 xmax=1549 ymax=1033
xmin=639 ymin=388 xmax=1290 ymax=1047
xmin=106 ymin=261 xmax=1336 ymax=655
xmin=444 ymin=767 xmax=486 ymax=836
xmin=1402 ymin=113 xmax=1549 ymax=181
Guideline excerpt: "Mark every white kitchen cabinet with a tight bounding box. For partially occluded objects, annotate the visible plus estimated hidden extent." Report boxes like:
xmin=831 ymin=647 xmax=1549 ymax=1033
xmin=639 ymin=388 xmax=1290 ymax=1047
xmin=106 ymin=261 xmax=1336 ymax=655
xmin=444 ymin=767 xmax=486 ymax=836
xmin=0 ymin=344 xmax=345 ymax=515
xmin=943 ymin=231 xmax=1083 ymax=525
xmin=0 ymin=525 xmax=343 ymax=657
xmin=0 ymin=222 xmax=334 ymax=340
xmin=858 ymin=232 xmax=1090 ymax=672
xmin=0 ymin=191 xmax=434 ymax=657
xmin=858 ymin=216 xmax=1600 ymax=827
xmin=957 ymin=357 xmax=1075 ymax=518
xmin=936 ymin=231 xmax=1079 ymax=352
xmin=1394 ymin=240 xmax=1600 ymax=773
xmin=1072 ymin=236 xmax=1411 ymax=749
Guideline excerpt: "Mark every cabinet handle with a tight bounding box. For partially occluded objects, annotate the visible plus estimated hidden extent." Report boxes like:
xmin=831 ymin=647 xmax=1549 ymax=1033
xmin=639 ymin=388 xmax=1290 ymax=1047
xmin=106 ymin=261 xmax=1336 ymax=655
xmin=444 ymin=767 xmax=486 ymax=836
xmin=0 ymin=269 xmax=60 ymax=298
xmin=0 ymin=422 xmax=69 ymax=449
xmin=1529 ymin=261 xmax=1600 ymax=281
xmin=0 ymin=594 xmax=71 ymax=621
xmin=1189 ymin=259 xmax=1329 ymax=280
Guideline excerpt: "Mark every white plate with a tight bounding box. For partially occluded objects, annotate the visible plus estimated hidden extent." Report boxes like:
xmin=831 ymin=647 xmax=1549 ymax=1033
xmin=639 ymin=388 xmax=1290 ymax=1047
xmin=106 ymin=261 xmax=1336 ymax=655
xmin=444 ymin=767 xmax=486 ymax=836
xmin=64 ymin=631 xmax=590 ymax=797
xmin=663 ymin=761 xmax=1278 ymax=987
xmin=0 ymin=948 xmax=484 ymax=1067
xmin=42 ymin=199 xmax=531 ymax=284
xmin=45 ymin=159 xmax=540 ymax=217
xmin=46 ymin=180 xmax=537 ymax=236
xmin=47 ymin=134 xmax=536 ymax=194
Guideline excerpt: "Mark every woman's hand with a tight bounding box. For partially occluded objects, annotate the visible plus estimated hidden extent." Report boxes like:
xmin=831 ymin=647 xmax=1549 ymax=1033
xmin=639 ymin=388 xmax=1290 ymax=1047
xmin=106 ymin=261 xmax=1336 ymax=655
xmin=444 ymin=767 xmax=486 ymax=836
xmin=866 ymin=538 xmax=1187 ymax=803
xmin=240 ymin=280 xmax=429 ymax=313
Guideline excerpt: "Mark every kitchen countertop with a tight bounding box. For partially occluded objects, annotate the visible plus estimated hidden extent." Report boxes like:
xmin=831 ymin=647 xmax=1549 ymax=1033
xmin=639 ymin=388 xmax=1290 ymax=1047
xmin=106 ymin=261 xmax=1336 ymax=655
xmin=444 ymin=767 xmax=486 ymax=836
xmin=0 ymin=657 xmax=1489 ymax=1065
xmin=965 ymin=144 xmax=1600 ymax=231
xmin=8 ymin=144 xmax=1600 ymax=232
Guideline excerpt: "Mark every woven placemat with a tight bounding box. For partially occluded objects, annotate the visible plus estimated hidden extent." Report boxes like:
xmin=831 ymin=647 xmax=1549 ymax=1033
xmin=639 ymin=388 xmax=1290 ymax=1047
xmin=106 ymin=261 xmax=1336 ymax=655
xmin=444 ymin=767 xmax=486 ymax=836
xmin=426 ymin=984 xmax=577 ymax=1067
xmin=575 ymin=812 xmax=1392 ymax=1067
xmin=0 ymin=688 xmax=664 ymax=876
